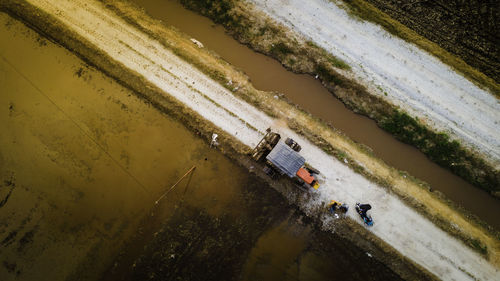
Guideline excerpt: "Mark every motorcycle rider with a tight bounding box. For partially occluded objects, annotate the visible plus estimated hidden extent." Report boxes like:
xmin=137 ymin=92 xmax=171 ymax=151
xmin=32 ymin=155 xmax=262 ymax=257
xmin=358 ymin=203 xmax=371 ymax=216
xmin=356 ymin=203 xmax=373 ymax=226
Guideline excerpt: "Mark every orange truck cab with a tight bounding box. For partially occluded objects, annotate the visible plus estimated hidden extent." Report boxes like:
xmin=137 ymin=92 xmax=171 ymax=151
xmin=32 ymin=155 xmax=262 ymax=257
xmin=296 ymin=167 xmax=320 ymax=189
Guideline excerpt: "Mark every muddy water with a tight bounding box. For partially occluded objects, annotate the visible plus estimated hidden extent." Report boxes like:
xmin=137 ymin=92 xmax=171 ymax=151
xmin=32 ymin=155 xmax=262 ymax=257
xmin=0 ymin=14 xmax=402 ymax=281
xmin=134 ymin=0 xmax=500 ymax=228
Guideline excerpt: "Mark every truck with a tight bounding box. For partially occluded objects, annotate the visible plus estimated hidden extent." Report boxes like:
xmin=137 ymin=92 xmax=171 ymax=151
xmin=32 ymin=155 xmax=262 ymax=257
xmin=251 ymin=128 xmax=321 ymax=190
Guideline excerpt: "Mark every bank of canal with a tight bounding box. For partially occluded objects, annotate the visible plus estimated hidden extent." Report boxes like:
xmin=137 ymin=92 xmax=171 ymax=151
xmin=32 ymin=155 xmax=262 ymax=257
xmin=0 ymin=13 xmax=410 ymax=281
xmin=132 ymin=0 xmax=500 ymax=229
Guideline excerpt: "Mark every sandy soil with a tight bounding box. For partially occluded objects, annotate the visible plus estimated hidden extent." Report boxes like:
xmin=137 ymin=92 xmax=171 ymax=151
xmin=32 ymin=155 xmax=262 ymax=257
xmin=249 ymin=0 xmax=500 ymax=168
xmin=13 ymin=0 xmax=500 ymax=280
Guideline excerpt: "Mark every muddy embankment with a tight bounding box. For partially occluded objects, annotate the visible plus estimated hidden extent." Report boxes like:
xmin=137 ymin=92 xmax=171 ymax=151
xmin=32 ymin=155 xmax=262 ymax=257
xmin=178 ymin=0 xmax=500 ymax=197
xmin=359 ymin=0 xmax=499 ymax=84
xmin=105 ymin=180 xmax=409 ymax=281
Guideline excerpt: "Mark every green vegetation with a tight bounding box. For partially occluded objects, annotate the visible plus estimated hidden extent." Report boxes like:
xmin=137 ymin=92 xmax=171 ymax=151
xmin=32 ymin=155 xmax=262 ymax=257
xmin=315 ymin=63 xmax=344 ymax=86
xmin=270 ymin=41 xmax=293 ymax=56
xmin=338 ymin=0 xmax=499 ymax=96
xmin=469 ymin=238 xmax=488 ymax=256
xmin=180 ymin=0 xmax=235 ymax=25
xmin=381 ymin=110 xmax=499 ymax=193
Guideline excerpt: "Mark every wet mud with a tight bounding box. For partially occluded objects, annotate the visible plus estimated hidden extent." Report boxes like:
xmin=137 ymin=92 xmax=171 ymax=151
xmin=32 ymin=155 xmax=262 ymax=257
xmin=0 ymin=12 xmax=418 ymax=281
xmin=107 ymin=176 xmax=407 ymax=281
xmin=0 ymin=174 xmax=15 ymax=208
xmin=0 ymin=12 xmax=247 ymax=280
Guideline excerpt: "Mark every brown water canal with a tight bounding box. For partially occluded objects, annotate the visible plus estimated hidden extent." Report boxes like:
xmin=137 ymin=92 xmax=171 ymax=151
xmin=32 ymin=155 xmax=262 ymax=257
xmin=0 ymin=12 xmax=403 ymax=281
xmin=133 ymin=0 xmax=500 ymax=229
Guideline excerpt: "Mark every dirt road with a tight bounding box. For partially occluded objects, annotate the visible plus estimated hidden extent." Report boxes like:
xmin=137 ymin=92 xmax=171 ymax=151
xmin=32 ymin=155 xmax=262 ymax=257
xmin=3 ymin=0 xmax=499 ymax=280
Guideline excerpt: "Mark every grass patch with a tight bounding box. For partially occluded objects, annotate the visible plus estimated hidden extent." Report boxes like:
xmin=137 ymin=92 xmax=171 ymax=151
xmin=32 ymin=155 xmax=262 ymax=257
xmin=469 ymin=238 xmax=488 ymax=256
xmin=181 ymin=0 xmax=235 ymax=26
xmin=381 ymin=110 xmax=499 ymax=193
xmin=315 ymin=62 xmax=344 ymax=86
xmin=269 ymin=41 xmax=293 ymax=57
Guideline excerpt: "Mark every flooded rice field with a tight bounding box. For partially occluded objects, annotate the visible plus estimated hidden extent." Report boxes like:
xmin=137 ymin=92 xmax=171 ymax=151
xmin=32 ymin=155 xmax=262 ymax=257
xmin=133 ymin=0 xmax=500 ymax=229
xmin=0 ymin=13 xmax=403 ymax=281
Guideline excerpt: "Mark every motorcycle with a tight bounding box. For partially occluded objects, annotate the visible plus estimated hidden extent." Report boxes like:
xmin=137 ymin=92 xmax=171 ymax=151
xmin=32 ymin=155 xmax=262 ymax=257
xmin=355 ymin=203 xmax=373 ymax=226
